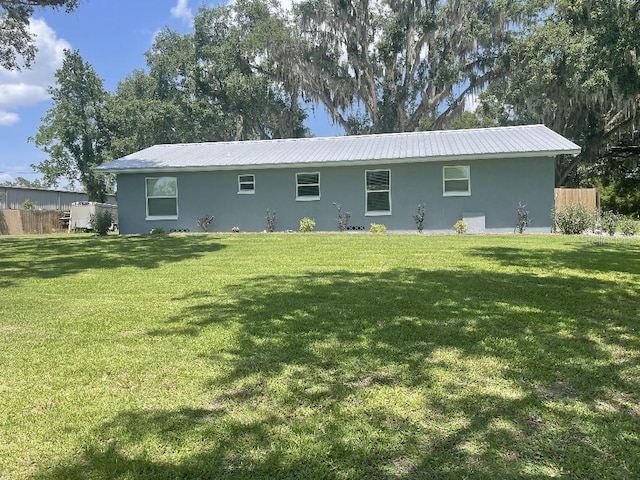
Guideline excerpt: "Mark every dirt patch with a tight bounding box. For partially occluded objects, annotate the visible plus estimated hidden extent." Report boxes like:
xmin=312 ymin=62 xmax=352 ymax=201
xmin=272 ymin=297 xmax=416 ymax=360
xmin=536 ymin=381 xmax=579 ymax=400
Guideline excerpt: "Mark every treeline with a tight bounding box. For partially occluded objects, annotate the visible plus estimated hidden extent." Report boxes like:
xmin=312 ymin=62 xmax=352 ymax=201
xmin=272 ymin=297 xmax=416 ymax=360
xmin=27 ymin=0 xmax=639 ymax=214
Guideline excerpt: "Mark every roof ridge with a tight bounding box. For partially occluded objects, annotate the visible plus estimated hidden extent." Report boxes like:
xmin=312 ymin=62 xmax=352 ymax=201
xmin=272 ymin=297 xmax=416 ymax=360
xmin=153 ymin=124 xmax=549 ymax=149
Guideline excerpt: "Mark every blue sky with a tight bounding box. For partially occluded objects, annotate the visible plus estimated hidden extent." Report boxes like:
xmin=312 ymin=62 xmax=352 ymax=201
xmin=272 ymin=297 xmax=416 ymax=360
xmin=0 ymin=0 xmax=342 ymax=185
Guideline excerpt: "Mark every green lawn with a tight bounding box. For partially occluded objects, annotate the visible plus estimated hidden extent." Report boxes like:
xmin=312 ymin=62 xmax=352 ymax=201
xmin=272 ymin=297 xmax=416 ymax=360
xmin=1 ymin=233 xmax=639 ymax=479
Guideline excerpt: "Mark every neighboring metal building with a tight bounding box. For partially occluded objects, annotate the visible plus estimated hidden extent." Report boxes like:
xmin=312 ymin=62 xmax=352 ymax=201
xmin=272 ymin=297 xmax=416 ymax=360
xmin=97 ymin=125 xmax=581 ymax=234
xmin=0 ymin=186 xmax=116 ymax=210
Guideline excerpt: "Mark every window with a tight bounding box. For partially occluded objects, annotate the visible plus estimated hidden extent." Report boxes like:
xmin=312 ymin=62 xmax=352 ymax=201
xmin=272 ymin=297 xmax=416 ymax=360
xmin=296 ymin=172 xmax=320 ymax=200
xmin=366 ymin=169 xmax=391 ymax=215
xmin=443 ymin=166 xmax=470 ymax=196
xmin=238 ymin=174 xmax=255 ymax=194
xmin=146 ymin=177 xmax=178 ymax=218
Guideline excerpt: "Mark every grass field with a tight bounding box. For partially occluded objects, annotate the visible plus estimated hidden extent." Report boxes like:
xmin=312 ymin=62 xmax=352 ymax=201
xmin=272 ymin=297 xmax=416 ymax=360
xmin=1 ymin=233 xmax=639 ymax=479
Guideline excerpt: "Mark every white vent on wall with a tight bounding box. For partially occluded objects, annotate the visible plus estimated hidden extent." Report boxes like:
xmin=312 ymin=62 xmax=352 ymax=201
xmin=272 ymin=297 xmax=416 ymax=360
xmin=463 ymin=212 xmax=485 ymax=233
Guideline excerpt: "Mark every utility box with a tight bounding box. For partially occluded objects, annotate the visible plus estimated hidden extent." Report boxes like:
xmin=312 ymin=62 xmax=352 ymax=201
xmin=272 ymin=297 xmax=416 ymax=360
xmin=69 ymin=202 xmax=118 ymax=232
xmin=463 ymin=212 xmax=486 ymax=234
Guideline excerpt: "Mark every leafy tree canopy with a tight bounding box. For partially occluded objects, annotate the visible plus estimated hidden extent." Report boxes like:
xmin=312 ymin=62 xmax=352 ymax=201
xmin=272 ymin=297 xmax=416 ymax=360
xmin=481 ymin=0 xmax=640 ymax=185
xmin=31 ymin=49 xmax=111 ymax=202
xmin=107 ymin=2 xmax=308 ymax=158
xmin=0 ymin=175 xmax=50 ymax=188
xmin=285 ymin=0 xmax=542 ymax=134
xmin=0 ymin=0 xmax=78 ymax=70
xmin=593 ymin=132 xmax=640 ymax=216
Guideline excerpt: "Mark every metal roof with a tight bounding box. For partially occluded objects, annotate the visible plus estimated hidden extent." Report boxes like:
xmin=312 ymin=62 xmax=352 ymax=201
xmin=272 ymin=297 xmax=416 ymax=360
xmin=97 ymin=124 xmax=581 ymax=173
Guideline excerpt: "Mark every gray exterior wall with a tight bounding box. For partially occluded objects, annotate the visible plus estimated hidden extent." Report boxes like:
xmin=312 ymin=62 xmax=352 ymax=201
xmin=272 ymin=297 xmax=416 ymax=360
xmin=115 ymin=156 xmax=556 ymax=234
xmin=0 ymin=186 xmax=116 ymax=210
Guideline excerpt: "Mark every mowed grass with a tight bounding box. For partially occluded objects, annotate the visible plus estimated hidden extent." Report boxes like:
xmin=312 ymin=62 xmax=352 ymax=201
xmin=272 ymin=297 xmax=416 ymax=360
xmin=0 ymin=233 xmax=639 ymax=479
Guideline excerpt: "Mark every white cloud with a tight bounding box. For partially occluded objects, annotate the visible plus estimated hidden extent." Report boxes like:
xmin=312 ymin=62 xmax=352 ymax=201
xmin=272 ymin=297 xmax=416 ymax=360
xmin=0 ymin=111 xmax=20 ymax=126
xmin=0 ymin=83 xmax=49 ymax=108
xmin=171 ymin=0 xmax=193 ymax=22
xmin=0 ymin=18 xmax=70 ymax=126
xmin=0 ymin=173 xmax=15 ymax=183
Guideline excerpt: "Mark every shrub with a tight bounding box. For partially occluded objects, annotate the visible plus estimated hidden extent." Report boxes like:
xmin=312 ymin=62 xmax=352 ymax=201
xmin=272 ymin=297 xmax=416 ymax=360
xmin=299 ymin=217 xmax=316 ymax=232
xmin=21 ymin=199 xmax=35 ymax=210
xmin=333 ymin=203 xmax=351 ymax=232
xmin=197 ymin=214 xmax=215 ymax=232
xmin=149 ymin=227 xmax=165 ymax=235
xmin=599 ymin=211 xmax=620 ymax=236
xmin=89 ymin=210 xmax=113 ymax=236
xmin=515 ymin=202 xmax=531 ymax=234
xmin=552 ymin=203 xmax=598 ymax=234
xmin=266 ymin=210 xmax=277 ymax=232
xmin=369 ymin=223 xmax=387 ymax=233
xmin=619 ymin=217 xmax=638 ymax=236
xmin=413 ymin=203 xmax=426 ymax=233
xmin=453 ymin=219 xmax=468 ymax=234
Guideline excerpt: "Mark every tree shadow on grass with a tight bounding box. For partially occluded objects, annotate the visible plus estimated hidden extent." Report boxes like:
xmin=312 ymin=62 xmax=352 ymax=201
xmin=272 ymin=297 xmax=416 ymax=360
xmin=32 ymin=262 xmax=640 ymax=478
xmin=0 ymin=234 xmax=225 ymax=285
xmin=468 ymin=238 xmax=640 ymax=275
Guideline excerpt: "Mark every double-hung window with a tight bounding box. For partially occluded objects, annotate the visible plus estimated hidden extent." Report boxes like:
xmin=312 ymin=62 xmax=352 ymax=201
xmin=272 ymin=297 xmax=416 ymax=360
xmin=146 ymin=177 xmax=178 ymax=219
xmin=443 ymin=166 xmax=471 ymax=196
xmin=238 ymin=174 xmax=255 ymax=194
xmin=296 ymin=172 xmax=320 ymax=200
xmin=365 ymin=169 xmax=391 ymax=215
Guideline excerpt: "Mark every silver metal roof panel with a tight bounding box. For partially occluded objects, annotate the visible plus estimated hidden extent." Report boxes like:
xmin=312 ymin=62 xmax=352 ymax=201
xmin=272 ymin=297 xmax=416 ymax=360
xmin=97 ymin=124 xmax=581 ymax=172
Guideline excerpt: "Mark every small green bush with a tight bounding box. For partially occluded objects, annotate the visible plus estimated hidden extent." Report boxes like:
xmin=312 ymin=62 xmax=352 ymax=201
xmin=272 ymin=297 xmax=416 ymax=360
xmin=299 ymin=217 xmax=316 ymax=232
xmin=453 ymin=220 xmax=468 ymax=234
xmin=552 ymin=203 xmax=597 ymax=234
xmin=89 ymin=210 xmax=113 ymax=236
xmin=149 ymin=227 xmax=165 ymax=235
xmin=599 ymin=211 xmax=620 ymax=236
xmin=21 ymin=199 xmax=35 ymax=210
xmin=619 ymin=217 xmax=638 ymax=236
xmin=369 ymin=223 xmax=387 ymax=233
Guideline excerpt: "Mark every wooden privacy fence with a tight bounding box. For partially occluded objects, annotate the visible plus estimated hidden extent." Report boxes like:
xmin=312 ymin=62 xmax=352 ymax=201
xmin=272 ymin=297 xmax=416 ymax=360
xmin=0 ymin=209 xmax=66 ymax=235
xmin=554 ymin=188 xmax=600 ymax=210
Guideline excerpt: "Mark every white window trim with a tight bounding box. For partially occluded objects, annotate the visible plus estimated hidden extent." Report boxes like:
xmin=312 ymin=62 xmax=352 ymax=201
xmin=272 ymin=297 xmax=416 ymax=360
xmin=296 ymin=172 xmax=320 ymax=201
xmin=365 ymin=169 xmax=392 ymax=216
xmin=238 ymin=174 xmax=255 ymax=194
xmin=443 ymin=165 xmax=471 ymax=197
xmin=145 ymin=176 xmax=178 ymax=220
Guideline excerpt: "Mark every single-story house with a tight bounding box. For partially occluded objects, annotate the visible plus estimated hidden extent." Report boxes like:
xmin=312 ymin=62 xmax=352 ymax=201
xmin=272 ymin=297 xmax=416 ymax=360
xmin=96 ymin=125 xmax=581 ymax=234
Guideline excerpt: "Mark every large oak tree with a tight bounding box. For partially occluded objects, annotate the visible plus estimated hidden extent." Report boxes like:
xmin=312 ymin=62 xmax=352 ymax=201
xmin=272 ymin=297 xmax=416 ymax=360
xmin=481 ymin=0 xmax=640 ymax=186
xmin=286 ymin=0 xmax=539 ymax=134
